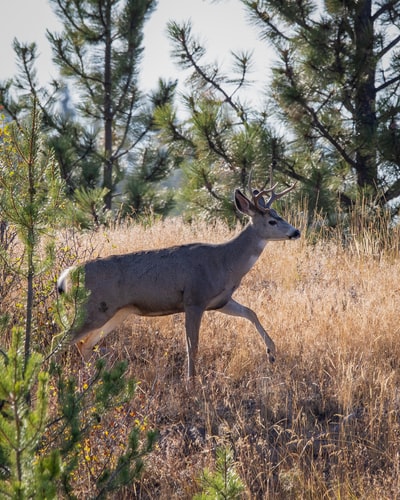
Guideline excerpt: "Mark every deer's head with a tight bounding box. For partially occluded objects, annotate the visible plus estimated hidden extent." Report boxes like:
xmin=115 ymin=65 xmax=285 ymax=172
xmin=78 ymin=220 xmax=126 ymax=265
xmin=234 ymin=178 xmax=300 ymax=241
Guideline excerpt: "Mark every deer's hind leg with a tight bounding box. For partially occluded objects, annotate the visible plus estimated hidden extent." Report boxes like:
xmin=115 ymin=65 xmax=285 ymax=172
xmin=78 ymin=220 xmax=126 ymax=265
xmin=76 ymin=306 xmax=136 ymax=360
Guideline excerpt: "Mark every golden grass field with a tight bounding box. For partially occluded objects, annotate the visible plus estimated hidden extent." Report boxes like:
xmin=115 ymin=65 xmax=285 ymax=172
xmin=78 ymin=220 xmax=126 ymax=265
xmin=50 ymin=213 xmax=400 ymax=499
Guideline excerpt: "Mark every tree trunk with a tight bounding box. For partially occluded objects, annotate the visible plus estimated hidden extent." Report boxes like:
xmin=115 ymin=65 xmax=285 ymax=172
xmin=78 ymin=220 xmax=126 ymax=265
xmin=103 ymin=0 xmax=113 ymax=210
xmin=354 ymin=0 xmax=378 ymax=192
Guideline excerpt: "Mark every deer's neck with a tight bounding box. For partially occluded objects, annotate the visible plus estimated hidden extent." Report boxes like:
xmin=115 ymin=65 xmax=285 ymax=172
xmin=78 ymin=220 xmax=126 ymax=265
xmin=224 ymin=223 xmax=267 ymax=275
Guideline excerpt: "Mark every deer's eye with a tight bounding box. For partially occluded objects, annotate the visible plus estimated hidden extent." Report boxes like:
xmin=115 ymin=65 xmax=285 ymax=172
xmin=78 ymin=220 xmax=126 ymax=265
xmin=268 ymin=219 xmax=277 ymax=226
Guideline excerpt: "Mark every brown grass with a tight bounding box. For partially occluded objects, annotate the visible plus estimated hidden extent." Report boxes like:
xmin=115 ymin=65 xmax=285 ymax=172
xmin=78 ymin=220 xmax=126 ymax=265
xmin=50 ymin=217 xmax=400 ymax=498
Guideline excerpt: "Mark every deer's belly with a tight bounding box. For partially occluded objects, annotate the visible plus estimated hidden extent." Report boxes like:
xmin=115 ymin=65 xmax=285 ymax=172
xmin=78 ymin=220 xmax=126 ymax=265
xmin=206 ymin=285 xmax=237 ymax=310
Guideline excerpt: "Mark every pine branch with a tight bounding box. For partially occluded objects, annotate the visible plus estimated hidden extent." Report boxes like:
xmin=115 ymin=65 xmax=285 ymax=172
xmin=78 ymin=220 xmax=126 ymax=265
xmin=168 ymin=21 xmax=246 ymax=121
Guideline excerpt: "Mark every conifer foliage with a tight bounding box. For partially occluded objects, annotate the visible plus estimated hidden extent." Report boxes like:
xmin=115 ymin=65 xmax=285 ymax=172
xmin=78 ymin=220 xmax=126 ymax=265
xmin=0 ymin=104 xmax=155 ymax=498
xmin=157 ymin=1 xmax=400 ymax=220
xmin=46 ymin=0 xmax=175 ymax=211
xmin=0 ymin=0 xmax=176 ymax=217
xmin=243 ymin=0 xmax=400 ymax=212
xmin=194 ymin=446 xmax=245 ymax=500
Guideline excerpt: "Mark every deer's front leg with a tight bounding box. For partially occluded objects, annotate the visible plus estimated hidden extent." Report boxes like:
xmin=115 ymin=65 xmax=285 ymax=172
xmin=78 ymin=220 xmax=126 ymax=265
xmin=184 ymin=305 xmax=204 ymax=378
xmin=218 ymin=299 xmax=276 ymax=363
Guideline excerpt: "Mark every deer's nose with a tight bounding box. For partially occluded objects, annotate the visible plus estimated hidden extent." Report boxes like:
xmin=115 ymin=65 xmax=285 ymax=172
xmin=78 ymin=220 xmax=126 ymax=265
xmin=289 ymin=229 xmax=301 ymax=239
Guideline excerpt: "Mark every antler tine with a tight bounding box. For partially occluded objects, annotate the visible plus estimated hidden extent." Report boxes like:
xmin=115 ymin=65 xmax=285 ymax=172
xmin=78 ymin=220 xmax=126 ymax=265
xmin=248 ymin=168 xmax=273 ymax=196
xmin=248 ymin=168 xmax=279 ymax=211
xmin=251 ymin=190 xmax=266 ymax=211
xmin=265 ymin=182 xmax=297 ymax=208
xmin=259 ymin=183 xmax=279 ymax=195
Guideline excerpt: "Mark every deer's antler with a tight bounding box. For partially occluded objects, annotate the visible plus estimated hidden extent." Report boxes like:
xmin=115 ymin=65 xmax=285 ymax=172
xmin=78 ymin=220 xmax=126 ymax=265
xmin=264 ymin=183 xmax=297 ymax=208
xmin=248 ymin=169 xmax=296 ymax=212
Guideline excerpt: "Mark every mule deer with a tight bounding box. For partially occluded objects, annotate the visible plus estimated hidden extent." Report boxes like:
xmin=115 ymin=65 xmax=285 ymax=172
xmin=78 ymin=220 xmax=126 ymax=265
xmin=57 ymin=179 xmax=300 ymax=378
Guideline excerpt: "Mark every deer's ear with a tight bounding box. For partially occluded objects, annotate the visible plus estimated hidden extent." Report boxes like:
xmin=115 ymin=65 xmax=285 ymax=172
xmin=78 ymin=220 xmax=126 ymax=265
xmin=234 ymin=189 xmax=256 ymax=216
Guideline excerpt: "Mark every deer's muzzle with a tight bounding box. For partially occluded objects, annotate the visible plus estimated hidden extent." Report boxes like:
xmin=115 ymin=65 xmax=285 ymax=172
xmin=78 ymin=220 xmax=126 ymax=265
xmin=289 ymin=229 xmax=301 ymax=239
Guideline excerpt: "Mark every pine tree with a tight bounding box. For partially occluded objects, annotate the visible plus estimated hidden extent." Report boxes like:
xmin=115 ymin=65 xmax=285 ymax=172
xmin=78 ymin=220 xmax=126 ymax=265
xmin=47 ymin=0 xmax=174 ymax=210
xmin=0 ymin=103 xmax=156 ymax=498
xmin=0 ymin=101 xmax=65 ymax=498
xmin=0 ymin=328 xmax=62 ymax=499
xmin=0 ymin=99 xmax=65 ymax=364
xmin=0 ymin=1 xmax=177 ymax=217
xmin=243 ymin=0 xmax=400 ymax=213
xmin=158 ymin=2 xmax=400 ymax=220
xmin=194 ymin=446 xmax=245 ymax=499
xmin=0 ymin=38 xmax=101 ymax=196
xmin=155 ymin=20 xmax=297 ymax=223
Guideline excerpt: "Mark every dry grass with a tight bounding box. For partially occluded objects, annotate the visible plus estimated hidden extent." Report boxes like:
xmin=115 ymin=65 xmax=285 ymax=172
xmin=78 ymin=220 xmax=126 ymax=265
xmin=48 ymin=217 xmax=400 ymax=498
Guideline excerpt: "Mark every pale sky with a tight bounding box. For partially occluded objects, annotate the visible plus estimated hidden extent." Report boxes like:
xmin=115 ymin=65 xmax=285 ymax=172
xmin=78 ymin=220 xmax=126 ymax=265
xmin=0 ymin=0 xmax=272 ymax=103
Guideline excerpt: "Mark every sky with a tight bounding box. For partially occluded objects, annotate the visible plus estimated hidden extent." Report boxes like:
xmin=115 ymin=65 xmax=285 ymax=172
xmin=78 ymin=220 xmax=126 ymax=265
xmin=0 ymin=0 xmax=273 ymax=104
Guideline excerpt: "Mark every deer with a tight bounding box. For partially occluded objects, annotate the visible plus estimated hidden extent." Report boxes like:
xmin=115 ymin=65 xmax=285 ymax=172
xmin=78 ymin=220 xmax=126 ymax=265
xmin=57 ymin=177 xmax=300 ymax=378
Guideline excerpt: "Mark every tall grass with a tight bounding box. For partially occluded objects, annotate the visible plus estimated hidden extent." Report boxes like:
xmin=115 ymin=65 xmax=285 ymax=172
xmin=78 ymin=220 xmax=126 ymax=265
xmin=40 ymin=207 xmax=400 ymax=497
